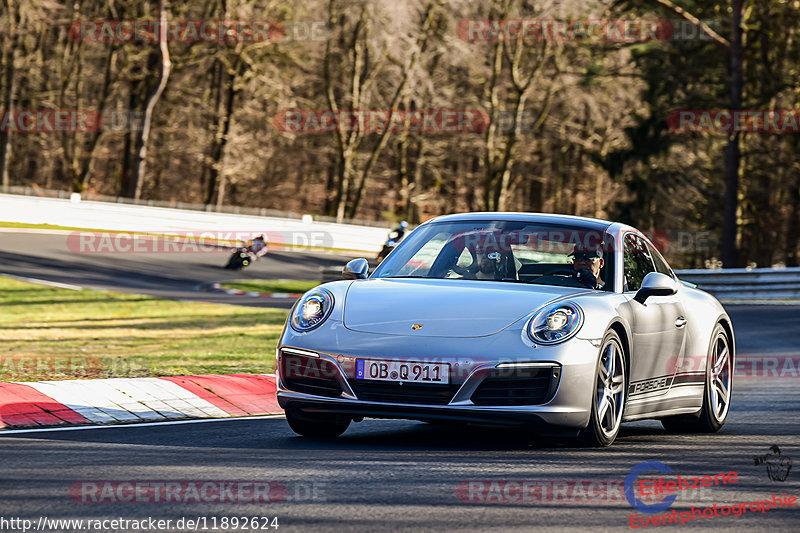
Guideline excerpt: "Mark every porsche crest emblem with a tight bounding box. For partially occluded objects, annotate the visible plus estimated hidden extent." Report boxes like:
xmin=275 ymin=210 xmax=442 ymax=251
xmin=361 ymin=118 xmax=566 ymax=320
xmin=411 ymin=324 xmax=424 ymax=330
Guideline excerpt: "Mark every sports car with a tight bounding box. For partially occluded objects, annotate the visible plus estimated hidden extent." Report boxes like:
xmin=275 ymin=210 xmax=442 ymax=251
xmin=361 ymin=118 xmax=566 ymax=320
xmin=276 ymin=213 xmax=734 ymax=446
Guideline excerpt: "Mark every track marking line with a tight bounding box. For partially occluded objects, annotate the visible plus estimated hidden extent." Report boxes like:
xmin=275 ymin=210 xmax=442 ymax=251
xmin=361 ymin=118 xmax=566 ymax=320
xmin=0 ymin=414 xmax=286 ymax=435
xmin=0 ymin=272 xmax=83 ymax=290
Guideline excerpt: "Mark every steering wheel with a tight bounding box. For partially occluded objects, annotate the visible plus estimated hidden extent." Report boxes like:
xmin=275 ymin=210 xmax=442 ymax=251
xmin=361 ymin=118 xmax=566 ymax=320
xmin=542 ymin=268 xmax=575 ymax=277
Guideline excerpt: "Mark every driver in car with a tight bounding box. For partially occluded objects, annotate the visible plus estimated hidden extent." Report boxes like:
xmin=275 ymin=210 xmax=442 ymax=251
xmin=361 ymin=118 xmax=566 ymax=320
xmin=475 ymin=251 xmax=504 ymax=280
xmin=570 ymin=248 xmax=605 ymax=289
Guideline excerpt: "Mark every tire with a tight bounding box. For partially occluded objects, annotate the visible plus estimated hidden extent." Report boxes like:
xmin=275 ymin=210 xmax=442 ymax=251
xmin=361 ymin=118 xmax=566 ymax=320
xmin=225 ymin=253 xmax=244 ymax=270
xmin=285 ymin=409 xmax=350 ymax=438
xmin=580 ymin=330 xmax=627 ymax=447
xmin=661 ymin=324 xmax=732 ymax=433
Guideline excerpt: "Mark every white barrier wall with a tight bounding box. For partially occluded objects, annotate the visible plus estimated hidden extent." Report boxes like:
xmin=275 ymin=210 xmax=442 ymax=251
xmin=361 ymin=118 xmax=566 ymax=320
xmin=675 ymin=267 xmax=800 ymax=300
xmin=0 ymin=193 xmax=389 ymax=254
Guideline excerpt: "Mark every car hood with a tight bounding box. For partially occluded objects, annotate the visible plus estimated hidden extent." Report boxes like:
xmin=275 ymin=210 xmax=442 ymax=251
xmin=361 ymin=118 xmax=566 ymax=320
xmin=343 ymin=278 xmax=587 ymax=337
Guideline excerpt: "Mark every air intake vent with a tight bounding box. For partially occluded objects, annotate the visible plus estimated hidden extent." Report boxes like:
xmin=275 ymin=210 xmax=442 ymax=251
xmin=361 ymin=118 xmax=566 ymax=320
xmin=280 ymin=351 xmax=343 ymax=398
xmin=350 ymin=381 xmax=460 ymax=405
xmin=471 ymin=365 xmax=560 ymax=406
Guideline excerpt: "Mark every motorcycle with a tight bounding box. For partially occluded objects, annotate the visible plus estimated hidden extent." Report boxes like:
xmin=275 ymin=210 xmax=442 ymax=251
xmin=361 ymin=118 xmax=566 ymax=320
xmin=224 ymin=237 xmax=268 ymax=270
xmin=376 ymin=222 xmax=408 ymax=263
xmin=224 ymin=246 xmax=256 ymax=270
xmin=376 ymin=239 xmax=398 ymax=263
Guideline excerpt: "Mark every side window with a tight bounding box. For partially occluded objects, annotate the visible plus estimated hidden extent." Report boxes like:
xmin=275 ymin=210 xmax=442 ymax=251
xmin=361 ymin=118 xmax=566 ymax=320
xmin=623 ymin=234 xmax=656 ymax=291
xmin=646 ymin=241 xmax=673 ymax=277
xmin=455 ymin=247 xmax=475 ymax=268
xmin=395 ymin=233 xmax=449 ymax=276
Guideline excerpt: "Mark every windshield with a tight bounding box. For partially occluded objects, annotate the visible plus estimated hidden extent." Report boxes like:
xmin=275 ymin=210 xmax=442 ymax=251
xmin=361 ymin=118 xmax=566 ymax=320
xmin=372 ymin=220 xmax=614 ymax=291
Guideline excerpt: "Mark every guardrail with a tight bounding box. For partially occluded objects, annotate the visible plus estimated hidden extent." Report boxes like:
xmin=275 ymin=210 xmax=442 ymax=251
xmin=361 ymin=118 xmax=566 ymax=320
xmin=675 ymin=267 xmax=800 ymax=301
xmin=319 ymin=266 xmax=800 ymax=301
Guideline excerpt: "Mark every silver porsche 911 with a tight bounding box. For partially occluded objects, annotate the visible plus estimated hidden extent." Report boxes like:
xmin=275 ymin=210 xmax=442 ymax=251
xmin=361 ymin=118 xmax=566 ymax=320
xmin=276 ymin=213 xmax=734 ymax=446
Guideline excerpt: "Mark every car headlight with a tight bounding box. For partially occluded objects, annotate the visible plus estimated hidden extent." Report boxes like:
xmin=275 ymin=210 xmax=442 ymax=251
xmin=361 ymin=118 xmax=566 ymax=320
xmin=291 ymin=289 xmax=334 ymax=332
xmin=527 ymin=302 xmax=584 ymax=345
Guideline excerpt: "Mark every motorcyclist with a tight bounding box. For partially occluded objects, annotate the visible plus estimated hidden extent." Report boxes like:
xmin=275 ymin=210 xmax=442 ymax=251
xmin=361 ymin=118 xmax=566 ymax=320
xmin=250 ymin=234 xmax=268 ymax=257
xmin=377 ymin=221 xmax=409 ymax=262
xmin=390 ymin=221 xmax=408 ymax=242
xmin=570 ymin=247 xmax=604 ymax=289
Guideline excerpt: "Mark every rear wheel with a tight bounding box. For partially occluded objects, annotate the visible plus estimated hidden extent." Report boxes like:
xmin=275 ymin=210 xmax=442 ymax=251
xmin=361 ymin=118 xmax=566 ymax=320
xmin=285 ymin=409 xmax=350 ymax=438
xmin=580 ymin=330 xmax=626 ymax=447
xmin=661 ymin=324 xmax=731 ymax=433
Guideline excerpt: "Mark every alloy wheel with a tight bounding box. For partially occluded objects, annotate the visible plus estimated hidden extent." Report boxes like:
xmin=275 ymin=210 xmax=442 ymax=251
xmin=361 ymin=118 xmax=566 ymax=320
xmin=596 ymin=338 xmax=626 ymax=438
xmin=709 ymin=332 xmax=732 ymax=422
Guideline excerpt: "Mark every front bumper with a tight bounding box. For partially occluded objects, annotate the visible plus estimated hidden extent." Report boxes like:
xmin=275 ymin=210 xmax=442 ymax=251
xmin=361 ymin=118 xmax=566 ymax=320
xmin=276 ymin=331 xmax=600 ymax=432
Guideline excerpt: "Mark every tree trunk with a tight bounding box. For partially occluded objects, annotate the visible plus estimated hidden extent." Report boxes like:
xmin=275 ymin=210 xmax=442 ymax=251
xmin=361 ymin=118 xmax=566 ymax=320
xmin=0 ymin=1 xmax=19 ymax=188
xmin=335 ymin=152 xmax=354 ymax=222
xmin=345 ymin=1 xmax=439 ymax=220
xmin=0 ymin=49 xmax=16 ymax=188
xmin=74 ymin=46 xmax=116 ymax=192
xmin=208 ymin=58 xmax=241 ymax=208
xmin=722 ymin=0 xmax=744 ymax=268
xmin=203 ymin=59 xmax=224 ymax=205
xmin=131 ymin=0 xmax=172 ymax=200
xmin=786 ymin=174 xmax=800 ymax=267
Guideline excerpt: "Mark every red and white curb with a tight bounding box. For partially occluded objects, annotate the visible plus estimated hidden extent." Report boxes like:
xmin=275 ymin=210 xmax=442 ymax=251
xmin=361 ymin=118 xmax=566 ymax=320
xmin=208 ymin=283 xmax=302 ymax=299
xmin=0 ymin=374 xmax=281 ymax=429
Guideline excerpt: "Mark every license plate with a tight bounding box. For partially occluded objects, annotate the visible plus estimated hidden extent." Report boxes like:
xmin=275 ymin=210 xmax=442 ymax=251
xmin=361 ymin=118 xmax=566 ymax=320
xmin=356 ymin=359 xmax=449 ymax=384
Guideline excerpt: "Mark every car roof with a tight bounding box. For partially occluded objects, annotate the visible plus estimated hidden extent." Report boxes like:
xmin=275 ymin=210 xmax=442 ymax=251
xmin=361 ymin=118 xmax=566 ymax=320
xmin=426 ymin=212 xmax=614 ymax=232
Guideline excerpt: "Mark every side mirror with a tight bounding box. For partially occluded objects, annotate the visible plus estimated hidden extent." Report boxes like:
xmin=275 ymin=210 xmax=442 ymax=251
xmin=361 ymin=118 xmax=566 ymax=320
xmin=634 ymin=272 xmax=678 ymax=304
xmin=343 ymin=258 xmax=369 ymax=280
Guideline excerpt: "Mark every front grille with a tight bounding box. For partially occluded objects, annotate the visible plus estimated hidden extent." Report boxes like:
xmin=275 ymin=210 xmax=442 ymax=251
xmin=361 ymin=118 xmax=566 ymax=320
xmin=284 ymin=376 xmax=342 ymax=397
xmin=281 ymin=351 xmax=343 ymax=398
xmin=471 ymin=366 xmax=560 ymax=406
xmin=350 ymin=380 xmax=459 ymax=405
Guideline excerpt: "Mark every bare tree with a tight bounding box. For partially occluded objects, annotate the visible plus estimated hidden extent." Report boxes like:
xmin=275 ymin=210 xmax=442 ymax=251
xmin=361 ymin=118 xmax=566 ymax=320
xmin=131 ymin=0 xmax=172 ymax=199
xmin=0 ymin=0 xmax=21 ymax=188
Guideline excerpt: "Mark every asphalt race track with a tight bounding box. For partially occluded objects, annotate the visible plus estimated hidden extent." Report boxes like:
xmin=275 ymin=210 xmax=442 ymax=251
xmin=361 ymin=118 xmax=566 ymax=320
xmin=0 ymin=231 xmax=358 ymax=308
xmin=1 ymin=230 xmax=799 ymax=531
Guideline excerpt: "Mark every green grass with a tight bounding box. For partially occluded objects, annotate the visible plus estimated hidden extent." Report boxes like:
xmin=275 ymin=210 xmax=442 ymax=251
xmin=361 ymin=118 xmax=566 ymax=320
xmin=0 ymin=276 xmax=289 ymax=381
xmin=220 ymin=279 xmax=320 ymax=294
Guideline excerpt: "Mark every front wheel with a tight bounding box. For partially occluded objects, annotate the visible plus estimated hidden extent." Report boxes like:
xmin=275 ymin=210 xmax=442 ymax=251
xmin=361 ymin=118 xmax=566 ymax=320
xmin=580 ymin=330 xmax=627 ymax=447
xmin=285 ymin=409 xmax=350 ymax=438
xmin=661 ymin=324 xmax=731 ymax=433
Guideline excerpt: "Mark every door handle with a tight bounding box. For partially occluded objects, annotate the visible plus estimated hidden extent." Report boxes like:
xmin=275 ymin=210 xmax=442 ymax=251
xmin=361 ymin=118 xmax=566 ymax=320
xmin=675 ymin=316 xmax=687 ymax=328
